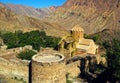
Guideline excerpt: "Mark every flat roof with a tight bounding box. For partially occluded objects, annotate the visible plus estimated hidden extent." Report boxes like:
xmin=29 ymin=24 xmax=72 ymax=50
xmin=76 ymin=44 xmax=89 ymax=50
xmin=32 ymin=53 xmax=64 ymax=63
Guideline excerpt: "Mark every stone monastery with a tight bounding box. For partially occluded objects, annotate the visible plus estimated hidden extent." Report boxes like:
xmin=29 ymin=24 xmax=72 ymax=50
xmin=0 ymin=24 xmax=102 ymax=83
xmin=59 ymin=24 xmax=99 ymax=57
xmin=31 ymin=25 xmax=100 ymax=83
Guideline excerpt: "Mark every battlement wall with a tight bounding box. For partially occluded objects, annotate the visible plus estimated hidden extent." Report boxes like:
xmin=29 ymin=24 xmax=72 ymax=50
xmin=0 ymin=57 xmax=29 ymax=82
xmin=0 ymin=45 xmax=32 ymax=56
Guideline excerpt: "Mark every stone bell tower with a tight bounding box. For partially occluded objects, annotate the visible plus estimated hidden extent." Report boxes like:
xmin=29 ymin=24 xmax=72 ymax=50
xmin=71 ymin=24 xmax=84 ymax=41
xmin=31 ymin=51 xmax=66 ymax=83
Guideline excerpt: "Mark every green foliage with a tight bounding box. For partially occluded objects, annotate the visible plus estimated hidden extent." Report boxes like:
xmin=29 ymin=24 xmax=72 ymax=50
xmin=66 ymin=80 xmax=72 ymax=83
xmin=1 ymin=30 xmax=61 ymax=51
xmin=66 ymin=74 xmax=72 ymax=83
xmin=103 ymin=39 xmax=120 ymax=78
xmin=84 ymin=34 xmax=90 ymax=39
xmin=91 ymin=35 xmax=100 ymax=42
xmin=18 ymin=49 xmax=37 ymax=60
xmin=84 ymin=34 xmax=100 ymax=42
xmin=13 ymin=77 xmax=26 ymax=83
xmin=1 ymin=32 xmax=19 ymax=48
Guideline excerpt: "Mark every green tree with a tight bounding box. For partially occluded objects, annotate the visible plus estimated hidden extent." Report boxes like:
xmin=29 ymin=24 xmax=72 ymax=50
xmin=2 ymin=32 xmax=19 ymax=48
xmin=91 ymin=35 xmax=100 ymax=42
xmin=84 ymin=34 xmax=100 ymax=42
xmin=18 ymin=49 xmax=37 ymax=60
xmin=1 ymin=30 xmax=61 ymax=51
xmin=104 ymin=39 xmax=120 ymax=78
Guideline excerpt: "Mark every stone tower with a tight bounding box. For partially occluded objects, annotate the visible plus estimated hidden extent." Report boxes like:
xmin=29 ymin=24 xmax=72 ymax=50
xmin=71 ymin=24 xmax=84 ymax=41
xmin=31 ymin=51 xmax=66 ymax=83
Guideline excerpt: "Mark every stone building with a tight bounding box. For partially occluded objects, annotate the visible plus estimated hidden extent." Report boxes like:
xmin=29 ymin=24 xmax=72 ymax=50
xmin=59 ymin=24 xmax=99 ymax=57
xmin=31 ymin=51 xmax=66 ymax=83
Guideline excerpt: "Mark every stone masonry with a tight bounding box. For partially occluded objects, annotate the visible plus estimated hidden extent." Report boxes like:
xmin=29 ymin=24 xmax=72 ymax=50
xmin=31 ymin=53 xmax=66 ymax=83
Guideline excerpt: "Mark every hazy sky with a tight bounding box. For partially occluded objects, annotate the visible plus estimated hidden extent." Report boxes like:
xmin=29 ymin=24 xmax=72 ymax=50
xmin=1 ymin=0 xmax=67 ymax=8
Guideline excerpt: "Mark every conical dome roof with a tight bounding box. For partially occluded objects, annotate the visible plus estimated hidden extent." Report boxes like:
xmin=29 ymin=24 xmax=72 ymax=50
xmin=71 ymin=24 xmax=84 ymax=31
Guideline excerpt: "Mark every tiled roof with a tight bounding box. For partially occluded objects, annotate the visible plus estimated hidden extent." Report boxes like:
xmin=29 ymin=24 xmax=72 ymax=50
xmin=71 ymin=24 xmax=84 ymax=31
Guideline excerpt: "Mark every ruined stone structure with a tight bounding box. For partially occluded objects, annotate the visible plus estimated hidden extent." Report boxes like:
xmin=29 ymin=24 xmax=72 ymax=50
xmin=31 ymin=52 xmax=66 ymax=83
xmin=59 ymin=24 xmax=99 ymax=57
xmin=66 ymin=60 xmax=80 ymax=77
xmin=0 ymin=57 xmax=29 ymax=82
xmin=0 ymin=45 xmax=33 ymax=56
xmin=0 ymin=46 xmax=107 ymax=83
xmin=0 ymin=45 xmax=34 ymax=82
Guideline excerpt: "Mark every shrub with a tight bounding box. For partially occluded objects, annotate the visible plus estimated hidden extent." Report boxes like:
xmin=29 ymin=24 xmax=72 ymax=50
xmin=104 ymin=39 xmax=120 ymax=78
xmin=66 ymin=74 xmax=72 ymax=83
xmin=18 ymin=49 xmax=37 ymax=60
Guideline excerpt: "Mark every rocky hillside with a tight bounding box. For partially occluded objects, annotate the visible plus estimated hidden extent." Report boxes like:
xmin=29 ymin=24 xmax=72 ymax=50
xmin=0 ymin=0 xmax=120 ymax=38
xmin=4 ymin=3 xmax=56 ymax=18
xmin=62 ymin=0 xmax=119 ymax=12
xmin=44 ymin=0 xmax=120 ymax=34
xmin=94 ymin=29 xmax=120 ymax=44
xmin=0 ymin=3 xmax=67 ymax=37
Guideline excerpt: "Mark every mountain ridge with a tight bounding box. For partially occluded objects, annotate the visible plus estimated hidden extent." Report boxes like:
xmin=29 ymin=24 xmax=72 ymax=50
xmin=0 ymin=3 xmax=67 ymax=37
xmin=44 ymin=0 xmax=120 ymax=34
xmin=0 ymin=0 xmax=120 ymax=38
xmin=4 ymin=3 xmax=55 ymax=18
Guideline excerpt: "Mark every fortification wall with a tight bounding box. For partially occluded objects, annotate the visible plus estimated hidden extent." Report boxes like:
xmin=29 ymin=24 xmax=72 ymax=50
xmin=0 ymin=45 xmax=32 ymax=82
xmin=66 ymin=60 xmax=80 ymax=77
xmin=0 ymin=57 xmax=29 ymax=82
xmin=0 ymin=45 xmax=32 ymax=56
xmin=31 ymin=54 xmax=66 ymax=83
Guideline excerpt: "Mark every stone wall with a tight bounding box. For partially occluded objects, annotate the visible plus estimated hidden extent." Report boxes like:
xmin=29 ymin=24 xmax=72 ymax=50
xmin=0 ymin=45 xmax=34 ymax=82
xmin=0 ymin=45 xmax=33 ymax=56
xmin=66 ymin=60 xmax=80 ymax=77
xmin=0 ymin=46 xmax=104 ymax=83
xmin=0 ymin=57 xmax=29 ymax=82
xmin=96 ymin=55 xmax=107 ymax=64
xmin=31 ymin=59 xmax=66 ymax=83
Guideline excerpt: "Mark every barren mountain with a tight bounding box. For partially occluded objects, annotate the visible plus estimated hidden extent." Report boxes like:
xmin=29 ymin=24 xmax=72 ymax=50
xmin=44 ymin=0 xmax=120 ymax=34
xmin=0 ymin=3 xmax=67 ymax=37
xmin=95 ymin=29 xmax=120 ymax=43
xmin=1 ymin=0 xmax=120 ymax=38
xmin=4 ymin=4 xmax=56 ymax=18
xmin=62 ymin=0 xmax=120 ymax=12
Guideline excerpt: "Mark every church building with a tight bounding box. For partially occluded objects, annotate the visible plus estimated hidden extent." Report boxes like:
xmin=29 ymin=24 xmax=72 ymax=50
xmin=59 ymin=24 xmax=99 ymax=57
